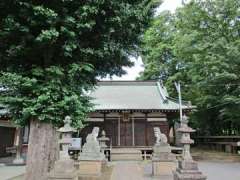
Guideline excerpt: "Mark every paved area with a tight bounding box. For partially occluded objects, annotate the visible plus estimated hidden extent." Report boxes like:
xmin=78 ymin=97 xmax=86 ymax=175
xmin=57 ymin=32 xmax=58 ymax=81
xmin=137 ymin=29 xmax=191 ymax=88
xmin=0 ymin=160 xmax=240 ymax=180
xmin=110 ymin=161 xmax=144 ymax=180
xmin=110 ymin=160 xmax=240 ymax=180
xmin=0 ymin=165 xmax=25 ymax=180
xmin=199 ymin=161 xmax=240 ymax=180
xmin=110 ymin=161 xmax=172 ymax=180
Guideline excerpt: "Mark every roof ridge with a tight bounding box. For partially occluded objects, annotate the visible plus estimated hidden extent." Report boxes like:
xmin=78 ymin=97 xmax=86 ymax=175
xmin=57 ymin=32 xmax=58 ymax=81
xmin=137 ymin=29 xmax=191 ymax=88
xmin=98 ymin=80 xmax=158 ymax=82
xmin=156 ymin=82 xmax=168 ymax=103
xmin=97 ymin=80 xmax=158 ymax=86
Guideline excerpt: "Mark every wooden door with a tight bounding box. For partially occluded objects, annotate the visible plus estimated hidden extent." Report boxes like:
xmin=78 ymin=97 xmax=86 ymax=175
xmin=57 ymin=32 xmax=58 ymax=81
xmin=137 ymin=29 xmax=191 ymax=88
xmin=0 ymin=127 xmax=15 ymax=157
xmin=120 ymin=119 xmax=132 ymax=146
xmin=134 ymin=119 xmax=147 ymax=146
xmin=104 ymin=119 xmax=118 ymax=146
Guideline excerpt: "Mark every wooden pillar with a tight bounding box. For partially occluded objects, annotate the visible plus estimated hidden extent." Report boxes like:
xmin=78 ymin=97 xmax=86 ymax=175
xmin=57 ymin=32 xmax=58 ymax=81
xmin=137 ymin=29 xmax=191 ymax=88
xmin=23 ymin=125 xmax=29 ymax=143
xmin=103 ymin=113 xmax=106 ymax=130
xmin=118 ymin=116 xmax=120 ymax=146
xmin=145 ymin=113 xmax=148 ymax=146
xmin=132 ymin=117 xmax=135 ymax=146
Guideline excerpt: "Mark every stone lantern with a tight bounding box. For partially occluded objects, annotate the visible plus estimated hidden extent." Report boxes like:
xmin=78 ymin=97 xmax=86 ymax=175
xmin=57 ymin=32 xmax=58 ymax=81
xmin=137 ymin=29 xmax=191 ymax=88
xmin=57 ymin=116 xmax=77 ymax=160
xmin=173 ymin=115 xmax=207 ymax=180
xmin=98 ymin=130 xmax=110 ymax=150
xmin=48 ymin=116 xmax=78 ymax=180
xmin=178 ymin=115 xmax=195 ymax=161
xmin=98 ymin=130 xmax=110 ymax=160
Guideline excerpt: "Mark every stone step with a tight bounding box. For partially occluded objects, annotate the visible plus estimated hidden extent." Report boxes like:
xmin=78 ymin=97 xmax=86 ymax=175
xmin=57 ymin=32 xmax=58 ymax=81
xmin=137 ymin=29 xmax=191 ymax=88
xmin=111 ymin=154 xmax=142 ymax=161
xmin=111 ymin=148 xmax=141 ymax=154
xmin=111 ymin=148 xmax=142 ymax=161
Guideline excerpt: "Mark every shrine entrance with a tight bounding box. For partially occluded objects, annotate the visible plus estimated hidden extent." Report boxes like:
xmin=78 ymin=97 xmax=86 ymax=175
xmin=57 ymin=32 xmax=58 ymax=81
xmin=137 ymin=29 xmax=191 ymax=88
xmin=81 ymin=112 xmax=169 ymax=148
xmin=120 ymin=119 xmax=133 ymax=146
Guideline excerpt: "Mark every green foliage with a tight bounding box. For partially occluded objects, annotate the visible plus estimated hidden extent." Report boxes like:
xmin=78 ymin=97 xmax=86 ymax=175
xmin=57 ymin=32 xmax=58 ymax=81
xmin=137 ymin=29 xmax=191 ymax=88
xmin=140 ymin=0 xmax=240 ymax=135
xmin=0 ymin=0 xmax=160 ymax=127
xmin=0 ymin=64 xmax=94 ymax=127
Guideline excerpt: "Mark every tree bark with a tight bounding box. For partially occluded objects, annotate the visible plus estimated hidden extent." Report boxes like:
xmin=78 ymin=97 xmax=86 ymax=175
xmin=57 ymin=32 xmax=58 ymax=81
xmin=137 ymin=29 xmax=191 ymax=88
xmin=25 ymin=119 xmax=58 ymax=180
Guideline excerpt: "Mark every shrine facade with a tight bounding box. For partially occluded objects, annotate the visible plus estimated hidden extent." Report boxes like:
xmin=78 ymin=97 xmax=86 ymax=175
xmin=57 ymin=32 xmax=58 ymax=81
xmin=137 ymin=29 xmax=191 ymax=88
xmin=80 ymin=81 xmax=193 ymax=147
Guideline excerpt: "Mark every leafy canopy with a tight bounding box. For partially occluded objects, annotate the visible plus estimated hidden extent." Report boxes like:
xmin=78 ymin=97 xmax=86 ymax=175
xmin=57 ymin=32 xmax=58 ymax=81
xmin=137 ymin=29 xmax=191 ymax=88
xmin=140 ymin=0 xmax=240 ymax=135
xmin=0 ymin=0 xmax=160 ymax=127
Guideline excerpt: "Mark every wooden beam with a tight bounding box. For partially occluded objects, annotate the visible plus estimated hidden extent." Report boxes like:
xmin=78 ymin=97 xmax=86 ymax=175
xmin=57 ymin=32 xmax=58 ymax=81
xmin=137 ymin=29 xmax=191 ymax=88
xmin=0 ymin=120 xmax=15 ymax=128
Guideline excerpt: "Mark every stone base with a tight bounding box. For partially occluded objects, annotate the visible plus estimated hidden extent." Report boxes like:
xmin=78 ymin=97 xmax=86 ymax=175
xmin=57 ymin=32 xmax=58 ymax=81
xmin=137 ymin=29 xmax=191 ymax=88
xmin=173 ymin=160 xmax=207 ymax=180
xmin=48 ymin=172 xmax=78 ymax=180
xmin=153 ymin=143 xmax=171 ymax=154
xmin=110 ymin=148 xmax=142 ymax=161
xmin=152 ymin=152 xmax=176 ymax=161
xmin=48 ymin=159 xmax=78 ymax=180
xmin=178 ymin=160 xmax=198 ymax=170
xmin=77 ymin=160 xmax=103 ymax=177
xmin=152 ymin=160 xmax=177 ymax=176
xmin=173 ymin=170 xmax=206 ymax=180
xmin=12 ymin=157 xmax=25 ymax=165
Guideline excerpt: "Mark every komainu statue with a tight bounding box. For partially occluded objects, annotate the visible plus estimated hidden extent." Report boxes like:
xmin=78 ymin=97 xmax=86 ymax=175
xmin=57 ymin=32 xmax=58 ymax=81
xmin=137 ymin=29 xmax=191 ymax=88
xmin=79 ymin=127 xmax=105 ymax=160
xmin=85 ymin=127 xmax=99 ymax=147
xmin=154 ymin=127 xmax=168 ymax=145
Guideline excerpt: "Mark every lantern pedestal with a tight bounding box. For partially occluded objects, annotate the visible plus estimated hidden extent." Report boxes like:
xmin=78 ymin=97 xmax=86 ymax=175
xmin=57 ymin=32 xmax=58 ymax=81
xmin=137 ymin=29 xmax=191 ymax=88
xmin=173 ymin=160 xmax=206 ymax=180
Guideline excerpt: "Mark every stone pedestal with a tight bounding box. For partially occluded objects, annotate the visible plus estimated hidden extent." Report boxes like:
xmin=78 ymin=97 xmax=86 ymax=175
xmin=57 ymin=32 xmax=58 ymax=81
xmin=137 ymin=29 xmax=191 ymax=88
xmin=152 ymin=160 xmax=176 ymax=176
xmin=77 ymin=160 xmax=103 ymax=177
xmin=78 ymin=127 xmax=105 ymax=178
xmin=152 ymin=142 xmax=176 ymax=177
xmin=48 ymin=174 xmax=78 ymax=180
xmin=173 ymin=160 xmax=206 ymax=180
xmin=48 ymin=159 xmax=78 ymax=180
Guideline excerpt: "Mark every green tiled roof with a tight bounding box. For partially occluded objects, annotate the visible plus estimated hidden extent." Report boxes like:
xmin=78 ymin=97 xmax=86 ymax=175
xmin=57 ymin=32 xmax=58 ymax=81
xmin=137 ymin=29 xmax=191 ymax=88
xmin=0 ymin=81 xmax=194 ymax=116
xmin=90 ymin=81 xmax=194 ymax=111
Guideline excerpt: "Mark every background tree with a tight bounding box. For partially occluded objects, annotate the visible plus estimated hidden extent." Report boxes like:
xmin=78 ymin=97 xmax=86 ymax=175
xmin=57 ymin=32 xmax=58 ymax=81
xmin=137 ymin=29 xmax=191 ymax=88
xmin=0 ymin=0 xmax=160 ymax=179
xmin=140 ymin=0 xmax=240 ymax=135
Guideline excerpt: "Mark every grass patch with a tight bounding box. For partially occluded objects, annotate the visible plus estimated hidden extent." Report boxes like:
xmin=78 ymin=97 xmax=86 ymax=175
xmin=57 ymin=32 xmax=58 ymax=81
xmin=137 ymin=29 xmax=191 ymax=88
xmin=192 ymin=147 xmax=240 ymax=162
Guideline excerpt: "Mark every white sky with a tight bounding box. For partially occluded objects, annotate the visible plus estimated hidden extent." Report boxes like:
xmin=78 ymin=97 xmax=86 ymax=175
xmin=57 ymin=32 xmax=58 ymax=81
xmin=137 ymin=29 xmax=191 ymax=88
xmin=104 ymin=0 xmax=183 ymax=81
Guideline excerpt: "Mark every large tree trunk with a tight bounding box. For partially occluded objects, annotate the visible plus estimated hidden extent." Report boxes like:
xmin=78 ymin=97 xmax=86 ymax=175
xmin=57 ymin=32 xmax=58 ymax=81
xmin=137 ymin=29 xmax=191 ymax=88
xmin=25 ymin=119 xmax=58 ymax=180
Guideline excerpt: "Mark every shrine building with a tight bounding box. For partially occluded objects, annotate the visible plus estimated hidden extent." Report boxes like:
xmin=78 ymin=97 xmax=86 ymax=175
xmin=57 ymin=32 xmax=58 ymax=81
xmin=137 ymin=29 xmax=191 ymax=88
xmin=0 ymin=80 xmax=193 ymax=156
xmin=80 ymin=81 xmax=193 ymax=147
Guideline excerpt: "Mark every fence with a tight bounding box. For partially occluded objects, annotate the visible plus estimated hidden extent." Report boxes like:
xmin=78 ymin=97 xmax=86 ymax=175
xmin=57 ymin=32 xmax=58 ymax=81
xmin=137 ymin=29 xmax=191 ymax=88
xmin=194 ymin=136 xmax=240 ymax=154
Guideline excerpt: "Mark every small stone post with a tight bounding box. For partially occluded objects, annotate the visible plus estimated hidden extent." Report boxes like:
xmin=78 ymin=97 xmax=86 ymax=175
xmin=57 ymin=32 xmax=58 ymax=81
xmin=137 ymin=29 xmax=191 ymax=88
xmin=12 ymin=127 xmax=25 ymax=165
xmin=48 ymin=116 xmax=78 ymax=180
xmin=173 ymin=115 xmax=207 ymax=180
